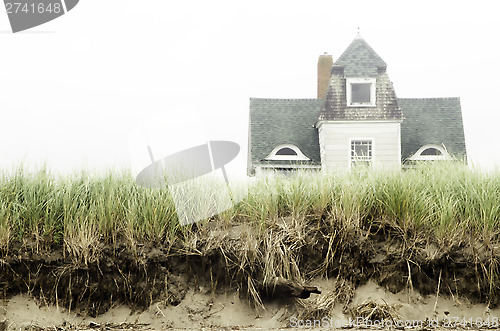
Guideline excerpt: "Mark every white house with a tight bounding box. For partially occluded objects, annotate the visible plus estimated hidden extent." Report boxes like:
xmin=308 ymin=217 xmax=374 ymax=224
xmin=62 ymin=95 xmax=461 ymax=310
xmin=248 ymin=34 xmax=467 ymax=176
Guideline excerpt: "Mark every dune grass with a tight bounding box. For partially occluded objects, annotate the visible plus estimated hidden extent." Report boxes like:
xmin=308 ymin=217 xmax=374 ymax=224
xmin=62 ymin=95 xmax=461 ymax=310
xmin=0 ymin=163 xmax=499 ymax=250
xmin=1 ymin=162 xmax=500 ymax=308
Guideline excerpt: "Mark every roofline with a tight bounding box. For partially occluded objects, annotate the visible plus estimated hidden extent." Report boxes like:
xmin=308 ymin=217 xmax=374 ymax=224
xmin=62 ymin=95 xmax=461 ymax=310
xmin=248 ymin=96 xmax=462 ymax=103
xmin=398 ymin=97 xmax=461 ymax=101
xmin=316 ymin=119 xmax=403 ymax=128
xmin=250 ymin=97 xmax=321 ymax=102
xmin=255 ymin=164 xmax=322 ymax=169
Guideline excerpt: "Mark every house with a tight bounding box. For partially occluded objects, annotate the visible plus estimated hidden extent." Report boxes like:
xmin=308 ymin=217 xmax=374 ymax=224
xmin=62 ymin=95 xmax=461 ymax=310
xmin=247 ymin=34 xmax=467 ymax=176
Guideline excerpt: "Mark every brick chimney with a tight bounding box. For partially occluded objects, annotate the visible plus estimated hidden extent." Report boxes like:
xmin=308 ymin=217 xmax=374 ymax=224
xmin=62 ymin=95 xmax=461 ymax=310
xmin=317 ymin=53 xmax=333 ymax=99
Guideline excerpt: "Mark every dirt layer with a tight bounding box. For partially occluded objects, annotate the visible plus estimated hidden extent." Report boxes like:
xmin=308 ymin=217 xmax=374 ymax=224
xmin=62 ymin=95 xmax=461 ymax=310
xmin=1 ymin=219 xmax=499 ymax=328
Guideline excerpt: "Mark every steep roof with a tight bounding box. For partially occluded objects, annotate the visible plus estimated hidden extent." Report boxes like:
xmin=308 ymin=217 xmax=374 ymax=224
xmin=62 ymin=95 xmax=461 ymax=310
xmin=399 ymin=98 xmax=467 ymax=161
xmin=319 ymin=35 xmax=401 ymax=122
xmin=334 ymin=34 xmax=387 ymax=77
xmin=248 ymin=98 xmax=322 ymax=169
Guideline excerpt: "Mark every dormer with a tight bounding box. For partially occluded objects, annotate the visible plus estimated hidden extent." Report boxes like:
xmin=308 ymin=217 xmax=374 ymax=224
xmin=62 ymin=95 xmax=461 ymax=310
xmin=318 ymin=34 xmax=403 ymax=122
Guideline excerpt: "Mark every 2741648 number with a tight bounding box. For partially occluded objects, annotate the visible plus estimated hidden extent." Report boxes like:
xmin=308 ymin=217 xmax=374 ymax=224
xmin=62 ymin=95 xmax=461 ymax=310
xmin=5 ymin=2 xmax=62 ymax=14
xmin=442 ymin=316 xmax=499 ymax=328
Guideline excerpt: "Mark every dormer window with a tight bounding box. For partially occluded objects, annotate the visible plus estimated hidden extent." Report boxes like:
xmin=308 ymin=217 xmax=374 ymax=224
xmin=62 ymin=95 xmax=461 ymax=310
xmin=407 ymin=144 xmax=451 ymax=161
xmin=347 ymin=78 xmax=376 ymax=107
xmin=275 ymin=147 xmax=297 ymax=156
xmin=265 ymin=144 xmax=310 ymax=161
xmin=421 ymin=148 xmax=441 ymax=156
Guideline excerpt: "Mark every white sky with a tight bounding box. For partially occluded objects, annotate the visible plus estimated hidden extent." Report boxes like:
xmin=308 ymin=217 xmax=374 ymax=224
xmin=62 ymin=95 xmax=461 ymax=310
xmin=1 ymin=0 xmax=499 ymax=176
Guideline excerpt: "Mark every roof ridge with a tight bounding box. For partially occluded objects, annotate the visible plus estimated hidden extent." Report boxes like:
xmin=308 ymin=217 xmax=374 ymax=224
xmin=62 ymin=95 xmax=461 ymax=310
xmin=250 ymin=97 xmax=321 ymax=101
xmin=398 ymin=97 xmax=460 ymax=100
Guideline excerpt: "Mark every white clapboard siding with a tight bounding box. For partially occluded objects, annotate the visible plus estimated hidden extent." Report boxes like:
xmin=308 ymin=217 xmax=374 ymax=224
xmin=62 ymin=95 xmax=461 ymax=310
xmin=318 ymin=121 xmax=401 ymax=171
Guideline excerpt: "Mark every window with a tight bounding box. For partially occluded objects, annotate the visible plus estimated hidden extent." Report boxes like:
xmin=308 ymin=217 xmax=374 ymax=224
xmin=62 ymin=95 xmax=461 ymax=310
xmin=275 ymin=147 xmax=297 ymax=156
xmin=265 ymin=144 xmax=310 ymax=161
xmin=273 ymin=167 xmax=297 ymax=177
xmin=420 ymin=148 xmax=442 ymax=156
xmin=407 ymin=144 xmax=450 ymax=161
xmin=347 ymin=78 xmax=376 ymax=107
xmin=351 ymin=83 xmax=371 ymax=103
xmin=351 ymin=140 xmax=372 ymax=166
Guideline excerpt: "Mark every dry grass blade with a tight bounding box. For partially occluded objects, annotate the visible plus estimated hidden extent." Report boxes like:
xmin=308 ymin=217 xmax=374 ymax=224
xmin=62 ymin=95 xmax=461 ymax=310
xmin=297 ymin=290 xmax=337 ymax=320
xmin=347 ymin=299 xmax=401 ymax=324
xmin=297 ymin=278 xmax=354 ymax=320
xmin=247 ymin=276 xmax=264 ymax=309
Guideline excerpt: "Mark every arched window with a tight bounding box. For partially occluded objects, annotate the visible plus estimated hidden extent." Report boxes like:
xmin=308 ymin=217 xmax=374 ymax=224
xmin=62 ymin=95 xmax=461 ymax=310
xmin=408 ymin=144 xmax=450 ymax=161
xmin=275 ymin=147 xmax=297 ymax=156
xmin=420 ymin=148 xmax=442 ymax=156
xmin=265 ymin=144 xmax=310 ymax=161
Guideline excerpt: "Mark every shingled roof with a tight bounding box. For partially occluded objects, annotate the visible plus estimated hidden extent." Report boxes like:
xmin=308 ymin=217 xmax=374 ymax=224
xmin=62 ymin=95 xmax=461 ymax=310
xmin=319 ymin=70 xmax=402 ymax=121
xmin=335 ymin=34 xmax=387 ymax=77
xmin=248 ymin=97 xmax=467 ymax=171
xmin=399 ymin=98 xmax=467 ymax=161
xmin=319 ymin=35 xmax=402 ymax=122
xmin=248 ymin=98 xmax=322 ymax=172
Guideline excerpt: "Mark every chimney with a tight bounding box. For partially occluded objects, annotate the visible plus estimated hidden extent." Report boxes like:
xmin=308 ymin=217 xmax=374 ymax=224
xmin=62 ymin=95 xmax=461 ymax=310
xmin=317 ymin=53 xmax=333 ymax=99
xmin=377 ymin=65 xmax=387 ymax=74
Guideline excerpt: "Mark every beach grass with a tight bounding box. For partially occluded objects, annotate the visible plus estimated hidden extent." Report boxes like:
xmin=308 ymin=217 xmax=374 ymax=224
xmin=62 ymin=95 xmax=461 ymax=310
xmin=1 ymin=162 xmax=499 ymax=249
xmin=1 ymin=162 xmax=500 ymax=307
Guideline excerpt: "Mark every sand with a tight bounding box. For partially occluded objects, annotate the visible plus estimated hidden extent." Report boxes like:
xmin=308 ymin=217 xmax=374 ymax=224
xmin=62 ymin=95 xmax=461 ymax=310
xmin=1 ymin=279 xmax=499 ymax=331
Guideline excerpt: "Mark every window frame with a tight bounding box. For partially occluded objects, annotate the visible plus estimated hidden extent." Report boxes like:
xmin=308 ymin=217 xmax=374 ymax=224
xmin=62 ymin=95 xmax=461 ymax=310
xmin=407 ymin=144 xmax=451 ymax=161
xmin=346 ymin=78 xmax=376 ymax=107
xmin=349 ymin=138 xmax=374 ymax=168
xmin=265 ymin=144 xmax=310 ymax=161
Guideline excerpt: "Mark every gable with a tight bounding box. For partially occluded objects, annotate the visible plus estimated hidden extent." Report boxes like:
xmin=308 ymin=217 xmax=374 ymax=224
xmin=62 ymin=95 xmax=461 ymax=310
xmin=399 ymin=98 xmax=467 ymax=161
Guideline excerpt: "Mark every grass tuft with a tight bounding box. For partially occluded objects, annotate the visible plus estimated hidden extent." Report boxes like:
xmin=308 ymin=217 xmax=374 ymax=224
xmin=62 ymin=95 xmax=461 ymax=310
xmin=1 ymin=163 xmax=500 ymax=307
